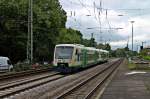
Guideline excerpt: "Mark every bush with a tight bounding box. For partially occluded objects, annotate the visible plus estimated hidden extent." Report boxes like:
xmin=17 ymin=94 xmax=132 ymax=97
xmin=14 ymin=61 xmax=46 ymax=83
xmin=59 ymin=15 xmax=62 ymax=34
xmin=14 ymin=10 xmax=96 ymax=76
xmin=14 ymin=63 xmax=32 ymax=72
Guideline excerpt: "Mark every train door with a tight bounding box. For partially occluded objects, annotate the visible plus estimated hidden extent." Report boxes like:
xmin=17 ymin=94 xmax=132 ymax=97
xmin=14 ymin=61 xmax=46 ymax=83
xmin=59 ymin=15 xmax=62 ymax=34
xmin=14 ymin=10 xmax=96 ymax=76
xmin=75 ymin=48 xmax=81 ymax=67
xmin=82 ymin=49 xmax=87 ymax=67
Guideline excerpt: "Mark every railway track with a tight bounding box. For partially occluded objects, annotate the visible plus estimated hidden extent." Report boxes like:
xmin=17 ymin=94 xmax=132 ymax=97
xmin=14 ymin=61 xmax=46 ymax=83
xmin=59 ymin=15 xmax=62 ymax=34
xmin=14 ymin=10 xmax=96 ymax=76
xmin=2 ymin=59 xmax=123 ymax=99
xmin=52 ymin=59 xmax=122 ymax=99
xmin=84 ymin=59 xmax=122 ymax=99
xmin=0 ymin=68 xmax=52 ymax=80
xmin=28 ymin=59 xmax=122 ymax=99
xmin=0 ymin=71 xmax=6 ymax=74
xmin=0 ymin=72 xmax=59 ymax=90
xmin=0 ymin=72 xmax=64 ymax=98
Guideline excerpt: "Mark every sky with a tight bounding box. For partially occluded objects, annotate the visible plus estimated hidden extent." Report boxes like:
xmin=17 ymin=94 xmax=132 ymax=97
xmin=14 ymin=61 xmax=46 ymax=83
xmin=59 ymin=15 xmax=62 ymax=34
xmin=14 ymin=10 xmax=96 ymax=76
xmin=59 ymin=0 xmax=150 ymax=50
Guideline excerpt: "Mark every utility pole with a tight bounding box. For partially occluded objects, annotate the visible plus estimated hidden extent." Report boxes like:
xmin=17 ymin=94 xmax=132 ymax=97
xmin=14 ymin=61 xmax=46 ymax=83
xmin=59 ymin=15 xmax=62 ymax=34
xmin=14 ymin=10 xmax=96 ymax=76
xmin=91 ymin=33 xmax=94 ymax=47
xmin=27 ymin=9 xmax=29 ymax=63
xmin=127 ymin=36 xmax=129 ymax=49
xmin=30 ymin=0 xmax=33 ymax=64
xmin=131 ymin=21 xmax=134 ymax=51
xmin=27 ymin=0 xmax=33 ymax=64
xmin=98 ymin=0 xmax=102 ymax=43
xmin=91 ymin=33 xmax=93 ymax=38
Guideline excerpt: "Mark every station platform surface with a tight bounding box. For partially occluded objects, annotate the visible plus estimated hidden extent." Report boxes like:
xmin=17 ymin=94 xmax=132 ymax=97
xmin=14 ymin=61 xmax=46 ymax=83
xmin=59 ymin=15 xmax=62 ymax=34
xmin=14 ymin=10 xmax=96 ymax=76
xmin=101 ymin=60 xmax=150 ymax=99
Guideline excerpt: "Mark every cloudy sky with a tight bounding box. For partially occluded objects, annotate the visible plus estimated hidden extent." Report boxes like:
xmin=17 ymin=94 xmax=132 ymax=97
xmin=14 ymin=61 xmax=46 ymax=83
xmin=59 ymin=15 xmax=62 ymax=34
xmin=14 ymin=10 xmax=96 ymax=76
xmin=59 ymin=0 xmax=150 ymax=50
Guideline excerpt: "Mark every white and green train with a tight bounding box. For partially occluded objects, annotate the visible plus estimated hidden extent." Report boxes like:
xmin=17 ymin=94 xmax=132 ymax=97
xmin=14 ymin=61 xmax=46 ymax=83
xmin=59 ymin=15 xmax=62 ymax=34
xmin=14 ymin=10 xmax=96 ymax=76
xmin=53 ymin=44 xmax=109 ymax=73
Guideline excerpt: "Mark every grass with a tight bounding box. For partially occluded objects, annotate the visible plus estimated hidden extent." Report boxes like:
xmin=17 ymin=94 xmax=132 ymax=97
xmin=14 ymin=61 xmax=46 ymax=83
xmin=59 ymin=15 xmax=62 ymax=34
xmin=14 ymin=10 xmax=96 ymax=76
xmin=143 ymin=56 xmax=150 ymax=61
xmin=128 ymin=62 xmax=150 ymax=71
xmin=128 ymin=63 xmax=137 ymax=70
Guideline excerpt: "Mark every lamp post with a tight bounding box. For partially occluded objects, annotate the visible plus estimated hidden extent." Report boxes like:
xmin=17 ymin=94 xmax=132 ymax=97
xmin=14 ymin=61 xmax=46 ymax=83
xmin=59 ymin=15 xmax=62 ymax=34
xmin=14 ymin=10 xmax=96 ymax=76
xmin=131 ymin=21 xmax=135 ymax=52
xmin=117 ymin=15 xmax=135 ymax=52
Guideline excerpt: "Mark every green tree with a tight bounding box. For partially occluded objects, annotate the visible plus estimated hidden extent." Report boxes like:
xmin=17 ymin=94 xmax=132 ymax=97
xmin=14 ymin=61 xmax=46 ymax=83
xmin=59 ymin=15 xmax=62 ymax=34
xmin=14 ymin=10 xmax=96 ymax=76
xmin=0 ymin=0 xmax=67 ymax=63
xmin=97 ymin=43 xmax=105 ymax=49
xmin=96 ymin=43 xmax=111 ymax=51
xmin=82 ymin=39 xmax=91 ymax=47
xmin=82 ymin=38 xmax=97 ymax=47
xmin=0 ymin=0 xmax=28 ymax=63
xmin=104 ymin=43 xmax=111 ymax=51
xmin=57 ymin=28 xmax=82 ymax=44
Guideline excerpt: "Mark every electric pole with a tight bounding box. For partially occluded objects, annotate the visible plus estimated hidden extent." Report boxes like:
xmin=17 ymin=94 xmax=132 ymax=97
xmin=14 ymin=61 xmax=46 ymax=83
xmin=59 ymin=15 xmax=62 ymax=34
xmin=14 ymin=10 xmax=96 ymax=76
xmin=131 ymin=21 xmax=134 ymax=51
xmin=27 ymin=0 xmax=33 ymax=64
xmin=30 ymin=0 xmax=33 ymax=64
xmin=127 ymin=36 xmax=129 ymax=49
xmin=91 ymin=33 xmax=94 ymax=47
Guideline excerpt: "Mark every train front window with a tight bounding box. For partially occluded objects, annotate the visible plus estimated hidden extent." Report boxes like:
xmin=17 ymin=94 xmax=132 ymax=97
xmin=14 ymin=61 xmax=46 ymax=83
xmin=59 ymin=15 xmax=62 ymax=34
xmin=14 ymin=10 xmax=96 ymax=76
xmin=55 ymin=46 xmax=73 ymax=59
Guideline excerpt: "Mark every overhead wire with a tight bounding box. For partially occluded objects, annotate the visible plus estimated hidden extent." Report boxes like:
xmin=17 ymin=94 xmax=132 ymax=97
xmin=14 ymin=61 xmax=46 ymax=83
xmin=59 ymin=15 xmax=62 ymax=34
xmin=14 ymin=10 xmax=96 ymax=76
xmin=105 ymin=9 xmax=113 ymax=43
xmin=93 ymin=1 xmax=98 ymax=22
xmin=78 ymin=0 xmax=91 ymax=15
xmin=97 ymin=0 xmax=103 ymax=43
xmin=63 ymin=0 xmax=82 ymax=29
xmin=64 ymin=0 xmax=150 ymax=48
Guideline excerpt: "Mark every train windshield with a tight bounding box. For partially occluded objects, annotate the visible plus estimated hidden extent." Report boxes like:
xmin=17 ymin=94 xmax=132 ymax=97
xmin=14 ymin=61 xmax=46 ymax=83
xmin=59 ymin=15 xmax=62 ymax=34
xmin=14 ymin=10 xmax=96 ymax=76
xmin=55 ymin=46 xmax=74 ymax=59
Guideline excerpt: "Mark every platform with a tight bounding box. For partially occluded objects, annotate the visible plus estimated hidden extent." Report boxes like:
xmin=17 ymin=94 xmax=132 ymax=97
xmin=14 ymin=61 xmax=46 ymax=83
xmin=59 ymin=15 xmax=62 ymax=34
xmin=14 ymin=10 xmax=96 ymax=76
xmin=101 ymin=60 xmax=150 ymax=99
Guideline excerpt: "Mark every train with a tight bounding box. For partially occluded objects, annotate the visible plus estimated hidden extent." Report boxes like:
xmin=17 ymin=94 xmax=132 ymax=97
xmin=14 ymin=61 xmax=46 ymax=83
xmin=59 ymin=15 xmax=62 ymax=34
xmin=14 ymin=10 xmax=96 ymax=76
xmin=53 ymin=44 xmax=109 ymax=73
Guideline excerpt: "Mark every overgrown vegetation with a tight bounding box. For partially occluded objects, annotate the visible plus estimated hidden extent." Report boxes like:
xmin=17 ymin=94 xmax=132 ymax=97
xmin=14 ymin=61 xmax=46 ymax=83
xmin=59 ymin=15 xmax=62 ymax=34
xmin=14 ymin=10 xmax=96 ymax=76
xmin=143 ymin=56 xmax=150 ymax=60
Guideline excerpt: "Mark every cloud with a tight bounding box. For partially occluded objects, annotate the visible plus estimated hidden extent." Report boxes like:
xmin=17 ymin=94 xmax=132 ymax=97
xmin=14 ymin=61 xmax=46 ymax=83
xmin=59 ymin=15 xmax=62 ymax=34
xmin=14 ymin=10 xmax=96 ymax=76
xmin=59 ymin=0 xmax=150 ymax=50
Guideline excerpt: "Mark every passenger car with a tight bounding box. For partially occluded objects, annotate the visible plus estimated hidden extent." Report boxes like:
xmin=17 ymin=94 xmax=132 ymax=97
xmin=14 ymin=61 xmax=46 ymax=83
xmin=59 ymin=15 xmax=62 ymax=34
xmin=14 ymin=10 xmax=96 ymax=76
xmin=53 ymin=44 xmax=109 ymax=73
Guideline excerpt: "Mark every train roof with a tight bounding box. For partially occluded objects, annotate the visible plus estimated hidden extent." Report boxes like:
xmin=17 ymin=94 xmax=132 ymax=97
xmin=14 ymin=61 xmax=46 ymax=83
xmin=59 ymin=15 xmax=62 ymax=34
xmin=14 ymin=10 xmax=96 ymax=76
xmin=56 ymin=44 xmax=84 ymax=47
xmin=99 ymin=49 xmax=109 ymax=53
xmin=55 ymin=44 xmax=109 ymax=53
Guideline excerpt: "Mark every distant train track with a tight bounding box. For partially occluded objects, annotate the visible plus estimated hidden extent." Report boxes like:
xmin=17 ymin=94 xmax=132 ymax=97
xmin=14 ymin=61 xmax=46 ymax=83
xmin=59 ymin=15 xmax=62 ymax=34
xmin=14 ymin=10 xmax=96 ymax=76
xmin=0 ymin=67 xmax=53 ymax=80
xmin=0 ymin=71 xmax=65 ymax=98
